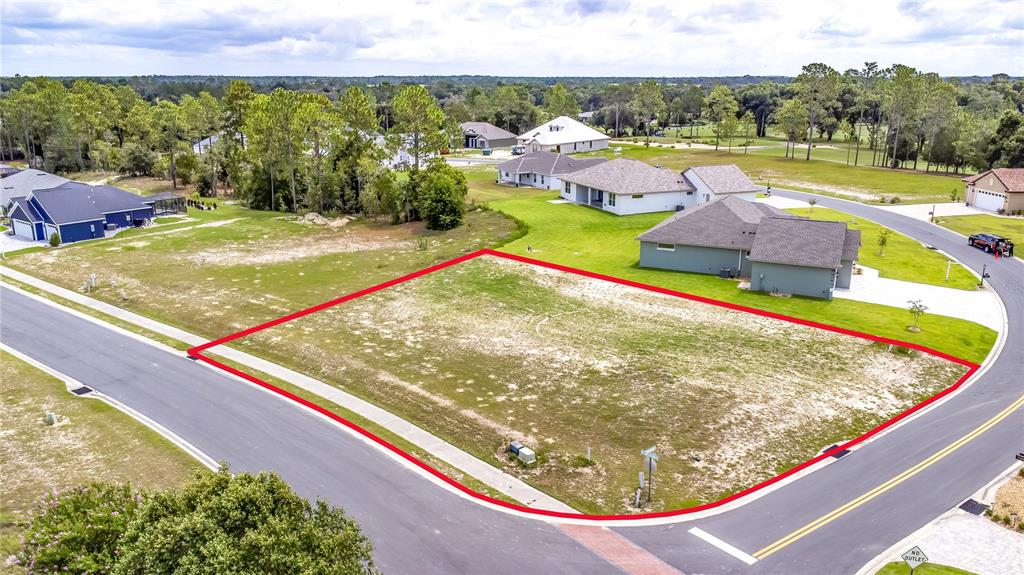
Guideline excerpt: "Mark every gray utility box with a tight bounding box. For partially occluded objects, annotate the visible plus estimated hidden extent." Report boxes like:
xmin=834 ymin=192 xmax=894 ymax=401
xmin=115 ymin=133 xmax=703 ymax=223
xmin=516 ymin=447 xmax=537 ymax=465
xmin=508 ymin=441 xmax=523 ymax=456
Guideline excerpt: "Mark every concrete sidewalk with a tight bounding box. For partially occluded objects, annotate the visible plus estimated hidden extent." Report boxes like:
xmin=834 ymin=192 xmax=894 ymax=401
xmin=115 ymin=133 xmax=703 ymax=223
xmin=0 ymin=265 xmax=575 ymax=514
xmin=834 ymin=265 xmax=1004 ymax=331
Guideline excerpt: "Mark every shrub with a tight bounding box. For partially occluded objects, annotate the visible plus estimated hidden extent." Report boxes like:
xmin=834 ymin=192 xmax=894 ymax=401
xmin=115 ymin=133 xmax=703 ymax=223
xmin=417 ymin=162 xmax=467 ymax=231
xmin=16 ymin=482 xmax=145 ymax=574
xmin=48 ymin=232 xmax=60 ymax=247
xmin=118 ymin=143 xmax=157 ymax=177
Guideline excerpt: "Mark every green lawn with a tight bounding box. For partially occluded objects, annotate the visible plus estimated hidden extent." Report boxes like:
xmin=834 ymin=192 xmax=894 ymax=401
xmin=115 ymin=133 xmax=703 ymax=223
xmin=788 ymin=206 xmax=978 ymax=290
xmin=876 ymin=561 xmax=977 ymax=575
xmin=584 ymin=143 xmax=965 ymax=204
xmin=936 ymin=214 xmax=1024 ymax=242
xmin=0 ymin=351 xmax=198 ymax=560
xmin=465 ymin=170 xmax=995 ymax=364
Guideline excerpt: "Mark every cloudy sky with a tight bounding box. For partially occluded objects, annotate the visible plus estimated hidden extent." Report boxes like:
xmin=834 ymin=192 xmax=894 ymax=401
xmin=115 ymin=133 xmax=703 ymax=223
xmin=2 ymin=0 xmax=1021 ymax=77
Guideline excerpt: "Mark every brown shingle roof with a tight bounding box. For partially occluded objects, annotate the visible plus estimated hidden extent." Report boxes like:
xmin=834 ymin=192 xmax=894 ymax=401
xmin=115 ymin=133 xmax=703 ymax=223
xmin=636 ymin=196 xmax=792 ymax=250
xmin=962 ymin=168 xmax=1024 ymax=191
xmin=749 ymin=218 xmax=858 ymax=269
xmin=561 ymin=158 xmax=694 ymax=195
xmin=685 ymin=165 xmax=759 ymax=195
xmin=496 ymin=151 xmax=606 ymax=176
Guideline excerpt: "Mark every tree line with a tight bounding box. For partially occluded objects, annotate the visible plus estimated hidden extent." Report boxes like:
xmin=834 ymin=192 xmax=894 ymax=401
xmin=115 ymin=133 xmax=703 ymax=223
xmin=0 ymin=78 xmax=469 ymax=230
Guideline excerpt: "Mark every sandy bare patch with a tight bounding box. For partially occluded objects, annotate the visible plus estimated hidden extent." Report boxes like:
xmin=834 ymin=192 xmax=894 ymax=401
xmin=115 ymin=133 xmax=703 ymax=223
xmin=776 ymin=180 xmax=882 ymax=201
xmin=186 ymin=231 xmax=416 ymax=266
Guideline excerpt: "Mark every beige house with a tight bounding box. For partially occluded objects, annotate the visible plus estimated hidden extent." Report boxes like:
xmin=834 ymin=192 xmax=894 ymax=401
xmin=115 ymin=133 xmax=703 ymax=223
xmin=963 ymin=168 xmax=1024 ymax=213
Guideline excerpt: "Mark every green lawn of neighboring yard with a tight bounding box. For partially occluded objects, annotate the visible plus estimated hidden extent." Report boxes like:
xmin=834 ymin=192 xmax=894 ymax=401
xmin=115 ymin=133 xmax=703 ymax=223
xmin=787 ymin=206 xmax=978 ymax=290
xmin=585 ymin=143 xmax=964 ymax=204
xmin=0 ymin=351 xmax=198 ymax=560
xmin=935 ymin=214 xmax=1024 ymax=242
xmin=464 ymin=171 xmax=995 ymax=364
xmin=876 ymin=562 xmax=977 ymax=575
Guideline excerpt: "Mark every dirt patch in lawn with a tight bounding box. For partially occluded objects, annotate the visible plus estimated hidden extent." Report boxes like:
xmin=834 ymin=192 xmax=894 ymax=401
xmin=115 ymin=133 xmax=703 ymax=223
xmin=775 ymin=179 xmax=882 ymax=201
xmin=185 ymin=229 xmax=416 ymax=266
xmin=237 ymin=255 xmax=967 ymax=513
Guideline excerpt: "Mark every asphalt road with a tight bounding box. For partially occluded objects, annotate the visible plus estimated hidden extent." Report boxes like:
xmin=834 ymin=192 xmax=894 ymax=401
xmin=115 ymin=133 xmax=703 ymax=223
xmin=2 ymin=191 xmax=1022 ymax=574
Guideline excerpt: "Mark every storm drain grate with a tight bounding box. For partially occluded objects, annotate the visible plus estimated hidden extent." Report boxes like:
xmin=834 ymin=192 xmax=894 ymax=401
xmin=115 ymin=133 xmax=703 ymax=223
xmin=70 ymin=386 xmax=94 ymax=396
xmin=959 ymin=499 xmax=989 ymax=515
xmin=824 ymin=444 xmax=851 ymax=459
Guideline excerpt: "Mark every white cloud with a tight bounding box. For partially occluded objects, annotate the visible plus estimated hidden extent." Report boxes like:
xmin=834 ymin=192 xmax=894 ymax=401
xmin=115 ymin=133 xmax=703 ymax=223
xmin=1 ymin=0 xmax=1021 ymax=76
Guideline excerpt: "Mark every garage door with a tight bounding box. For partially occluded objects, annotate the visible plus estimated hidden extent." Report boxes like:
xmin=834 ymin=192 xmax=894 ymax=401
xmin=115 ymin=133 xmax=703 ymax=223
xmin=975 ymin=190 xmax=1006 ymax=212
xmin=12 ymin=219 xmax=34 ymax=240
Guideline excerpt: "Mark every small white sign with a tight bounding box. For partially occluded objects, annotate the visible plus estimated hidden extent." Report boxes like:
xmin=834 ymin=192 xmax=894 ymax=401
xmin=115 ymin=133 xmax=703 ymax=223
xmin=901 ymin=546 xmax=928 ymax=570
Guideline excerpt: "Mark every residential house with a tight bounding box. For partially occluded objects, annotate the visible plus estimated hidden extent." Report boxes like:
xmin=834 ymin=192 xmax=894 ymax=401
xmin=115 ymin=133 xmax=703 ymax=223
xmin=517 ymin=115 xmax=610 ymax=154
xmin=637 ymin=196 xmax=860 ymax=300
xmin=963 ymin=168 xmax=1024 ymax=213
xmin=682 ymin=165 xmax=760 ymax=206
xmin=496 ymin=151 xmax=606 ymax=191
xmin=461 ymin=122 xmax=518 ymax=149
xmin=1 ymin=168 xmax=70 ymax=213
xmin=559 ymin=158 xmax=694 ymax=215
xmin=577 ymin=111 xmax=596 ymax=124
xmin=6 ymin=181 xmax=153 ymax=243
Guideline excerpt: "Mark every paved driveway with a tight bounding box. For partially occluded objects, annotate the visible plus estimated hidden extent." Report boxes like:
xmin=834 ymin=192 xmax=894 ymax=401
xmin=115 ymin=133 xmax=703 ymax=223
xmin=0 ymin=232 xmax=44 ymax=254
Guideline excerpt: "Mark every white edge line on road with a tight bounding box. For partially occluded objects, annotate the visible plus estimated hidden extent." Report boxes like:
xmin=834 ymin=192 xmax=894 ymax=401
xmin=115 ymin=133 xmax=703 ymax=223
xmin=688 ymin=527 xmax=757 ymax=565
xmin=0 ymin=341 xmax=219 ymax=472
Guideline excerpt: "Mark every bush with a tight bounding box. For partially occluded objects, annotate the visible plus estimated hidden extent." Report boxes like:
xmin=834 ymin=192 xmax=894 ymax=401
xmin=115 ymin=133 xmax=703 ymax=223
xmin=417 ymin=162 xmax=468 ymax=231
xmin=15 ymin=469 xmax=378 ymax=575
xmin=118 ymin=143 xmax=156 ymax=177
xmin=16 ymin=483 xmax=145 ymax=574
xmin=48 ymin=232 xmax=60 ymax=247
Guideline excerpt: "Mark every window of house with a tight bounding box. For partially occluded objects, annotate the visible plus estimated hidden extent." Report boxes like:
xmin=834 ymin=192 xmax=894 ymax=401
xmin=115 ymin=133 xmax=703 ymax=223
xmin=533 ymin=174 xmax=536 ymax=182
xmin=90 ymin=224 xmax=95 ymax=232
xmin=608 ymin=194 xmax=616 ymax=206
xmin=686 ymin=191 xmax=694 ymax=195
xmin=564 ymin=182 xmax=571 ymax=194
xmin=125 ymin=214 xmax=131 ymax=222
xmin=656 ymin=243 xmax=675 ymax=251
xmin=631 ymin=194 xmax=644 ymax=199
xmin=541 ymin=175 xmax=545 ymax=184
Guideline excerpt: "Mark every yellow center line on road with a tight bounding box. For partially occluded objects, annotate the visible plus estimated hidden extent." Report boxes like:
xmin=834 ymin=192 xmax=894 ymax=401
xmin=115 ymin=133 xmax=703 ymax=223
xmin=753 ymin=392 xmax=1024 ymax=560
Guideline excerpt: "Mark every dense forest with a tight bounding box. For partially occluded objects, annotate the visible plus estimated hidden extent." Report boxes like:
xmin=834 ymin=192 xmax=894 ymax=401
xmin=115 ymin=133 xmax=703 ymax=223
xmin=1 ymin=64 xmax=1022 ymax=227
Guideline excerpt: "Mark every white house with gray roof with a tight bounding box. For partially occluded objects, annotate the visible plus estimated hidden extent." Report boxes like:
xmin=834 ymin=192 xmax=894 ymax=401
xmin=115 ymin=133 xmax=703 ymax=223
xmin=683 ymin=165 xmax=760 ymax=204
xmin=517 ymin=116 xmax=610 ymax=154
xmin=496 ymin=151 xmax=606 ymax=191
xmin=559 ymin=158 xmax=696 ymax=215
xmin=637 ymin=196 xmax=860 ymax=300
xmin=461 ymin=122 xmax=518 ymax=149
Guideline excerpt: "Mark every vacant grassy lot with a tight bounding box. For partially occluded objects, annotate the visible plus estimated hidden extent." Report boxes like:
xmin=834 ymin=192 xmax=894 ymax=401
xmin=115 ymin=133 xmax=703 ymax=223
xmin=787 ymin=207 xmax=978 ymax=290
xmin=936 ymin=214 xmax=1024 ymax=242
xmin=237 ymin=256 xmax=966 ymax=513
xmin=0 ymin=352 xmax=197 ymax=558
xmin=464 ymin=170 xmax=995 ymax=364
xmin=586 ymin=143 xmax=964 ymax=204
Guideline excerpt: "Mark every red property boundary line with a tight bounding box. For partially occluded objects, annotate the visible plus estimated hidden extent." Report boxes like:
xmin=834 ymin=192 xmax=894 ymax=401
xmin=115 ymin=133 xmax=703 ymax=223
xmin=188 ymin=249 xmax=980 ymax=521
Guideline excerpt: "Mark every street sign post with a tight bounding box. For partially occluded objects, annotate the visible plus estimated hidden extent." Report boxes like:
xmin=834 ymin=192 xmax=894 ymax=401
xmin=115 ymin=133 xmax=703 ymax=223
xmin=640 ymin=446 xmax=658 ymax=503
xmin=901 ymin=546 xmax=928 ymax=574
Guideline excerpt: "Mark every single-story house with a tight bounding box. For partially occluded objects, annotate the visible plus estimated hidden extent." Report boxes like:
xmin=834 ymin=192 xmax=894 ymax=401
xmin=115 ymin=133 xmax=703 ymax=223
xmin=1 ymin=168 xmax=70 ymax=213
xmin=6 ymin=181 xmax=153 ymax=243
xmin=559 ymin=159 xmax=695 ymax=215
xmin=461 ymin=122 xmax=518 ymax=149
xmin=637 ymin=196 xmax=860 ymax=300
xmin=517 ymin=115 xmax=610 ymax=155
xmin=556 ymin=161 xmax=761 ymax=215
xmin=496 ymin=151 xmax=606 ymax=191
xmin=578 ymin=111 xmax=596 ymax=124
xmin=963 ymin=168 xmax=1024 ymax=213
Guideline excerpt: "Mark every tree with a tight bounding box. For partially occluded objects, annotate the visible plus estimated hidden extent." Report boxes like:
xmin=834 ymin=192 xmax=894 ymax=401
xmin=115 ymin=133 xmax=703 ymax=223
xmin=807 ymin=197 xmax=817 ymax=214
xmin=704 ymin=85 xmax=739 ymax=150
xmin=631 ymin=81 xmax=666 ymax=146
xmin=679 ymin=84 xmax=705 ymax=137
xmin=882 ymin=64 xmax=923 ymax=168
xmin=907 ymin=299 xmax=927 ymax=331
xmin=984 ymin=111 xmax=1024 ymax=168
xmin=417 ymin=162 xmax=468 ymax=230
xmin=222 ymin=79 xmax=255 ymax=149
xmin=112 ymin=469 xmax=377 ymax=575
xmin=391 ymin=84 xmax=447 ymax=221
xmin=720 ymin=114 xmax=739 ymax=152
xmin=150 ymin=100 xmax=183 ymax=188
xmin=736 ymin=81 xmax=783 ymax=137
xmin=775 ymin=99 xmax=809 ymax=158
xmin=603 ymin=84 xmax=633 ymax=138
xmin=739 ymin=111 xmax=756 ymax=153
xmin=795 ymin=63 xmax=841 ymax=160
xmin=877 ymin=229 xmax=891 ymax=256
xmin=543 ymin=83 xmax=580 ymax=118
xmin=119 ymin=142 xmax=156 ymax=176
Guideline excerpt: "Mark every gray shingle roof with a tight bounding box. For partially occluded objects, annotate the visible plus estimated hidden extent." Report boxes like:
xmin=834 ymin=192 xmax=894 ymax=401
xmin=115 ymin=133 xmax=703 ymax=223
xmin=496 ymin=151 xmax=606 ymax=176
xmin=749 ymin=218 xmax=860 ymax=269
xmin=9 ymin=197 xmax=42 ymax=222
xmin=32 ymin=182 xmax=150 ymax=224
xmin=561 ymin=158 xmax=695 ymax=195
xmin=685 ymin=165 xmax=759 ymax=195
xmin=1 ymin=169 xmax=70 ymax=205
xmin=461 ymin=122 xmax=517 ymax=142
xmin=636 ymin=196 xmax=791 ymax=249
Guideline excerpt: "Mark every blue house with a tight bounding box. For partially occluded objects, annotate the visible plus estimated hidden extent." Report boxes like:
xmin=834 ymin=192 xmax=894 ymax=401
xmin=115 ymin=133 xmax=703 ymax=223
xmin=6 ymin=181 xmax=154 ymax=244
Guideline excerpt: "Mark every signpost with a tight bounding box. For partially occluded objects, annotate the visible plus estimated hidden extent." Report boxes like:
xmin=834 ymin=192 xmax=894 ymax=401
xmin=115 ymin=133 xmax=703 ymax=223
xmin=901 ymin=546 xmax=928 ymax=574
xmin=640 ymin=446 xmax=658 ymax=504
